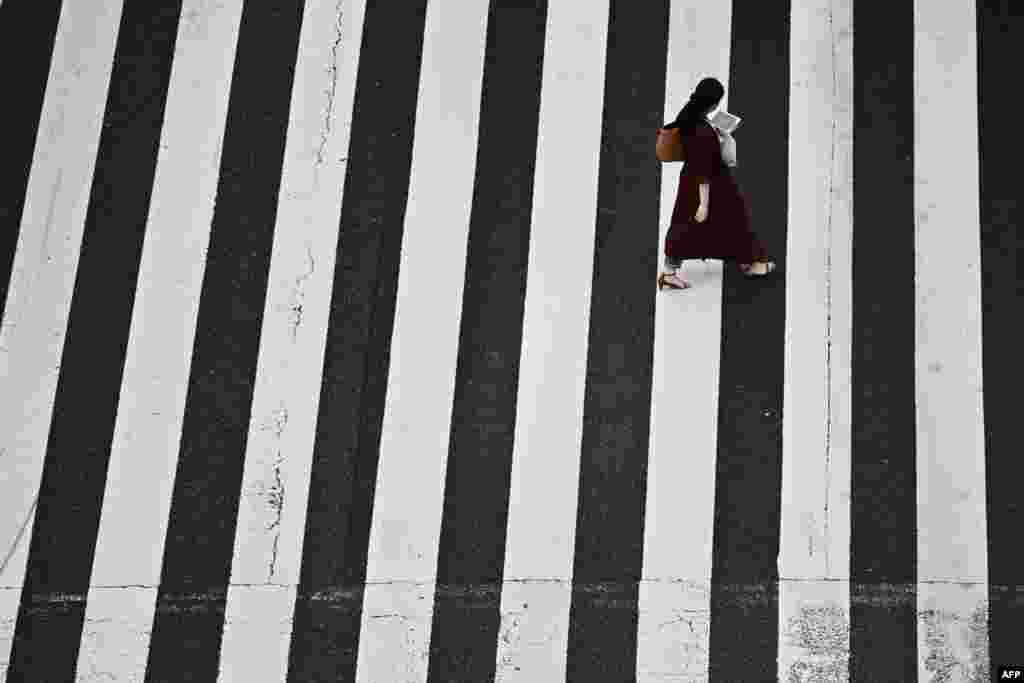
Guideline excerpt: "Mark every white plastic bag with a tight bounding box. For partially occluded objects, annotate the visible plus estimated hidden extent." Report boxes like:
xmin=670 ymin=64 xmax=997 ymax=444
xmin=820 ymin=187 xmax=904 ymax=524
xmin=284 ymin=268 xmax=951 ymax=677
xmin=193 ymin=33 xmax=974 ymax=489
xmin=716 ymin=128 xmax=737 ymax=167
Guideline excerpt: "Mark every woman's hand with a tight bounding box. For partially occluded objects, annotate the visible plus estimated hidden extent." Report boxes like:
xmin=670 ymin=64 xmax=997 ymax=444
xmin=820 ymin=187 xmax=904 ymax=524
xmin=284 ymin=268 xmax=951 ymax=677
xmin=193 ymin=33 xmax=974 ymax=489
xmin=694 ymin=204 xmax=708 ymax=223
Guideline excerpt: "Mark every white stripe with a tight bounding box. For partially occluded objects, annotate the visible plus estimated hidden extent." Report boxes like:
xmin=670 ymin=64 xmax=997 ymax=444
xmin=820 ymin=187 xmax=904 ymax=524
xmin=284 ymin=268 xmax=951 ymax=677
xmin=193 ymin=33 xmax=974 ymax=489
xmin=636 ymin=1 xmax=731 ymax=679
xmin=778 ymin=0 xmax=854 ymax=678
xmin=353 ymin=0 xmax=488 ymax=680
xmin=217 ymin=0 xmax=367 ymax=678
xmin=493 ymin=3 xmax=607 ymax=680
xmin=780 ymin=0 xmax=854 ymax=586
xmin=0 ymin=0 xmax=123 ymax=675
xmin=71 ymin=1 xmax=243 ymax=679
xmin=914 ymin=0 xmax=989 ymax=678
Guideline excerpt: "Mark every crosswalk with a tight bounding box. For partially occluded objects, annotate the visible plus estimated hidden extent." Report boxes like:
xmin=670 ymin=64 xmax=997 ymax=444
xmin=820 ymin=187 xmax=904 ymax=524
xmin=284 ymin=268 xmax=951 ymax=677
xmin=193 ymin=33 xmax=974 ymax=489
xmin=0 ymin=0 xmax=1018 ymax=680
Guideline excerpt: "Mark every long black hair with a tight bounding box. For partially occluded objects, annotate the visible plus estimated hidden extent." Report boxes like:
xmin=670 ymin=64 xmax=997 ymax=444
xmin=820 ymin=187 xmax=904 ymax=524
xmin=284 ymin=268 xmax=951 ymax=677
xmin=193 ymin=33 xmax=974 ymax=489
xmin=664 ymin=77 xmax=724 ymax=137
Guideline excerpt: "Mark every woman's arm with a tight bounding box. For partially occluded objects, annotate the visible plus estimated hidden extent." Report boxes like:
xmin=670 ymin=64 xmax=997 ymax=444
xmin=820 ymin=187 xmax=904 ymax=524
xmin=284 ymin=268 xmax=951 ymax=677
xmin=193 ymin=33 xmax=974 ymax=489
xmin=690 ymin=124 xmax=715 ymax=215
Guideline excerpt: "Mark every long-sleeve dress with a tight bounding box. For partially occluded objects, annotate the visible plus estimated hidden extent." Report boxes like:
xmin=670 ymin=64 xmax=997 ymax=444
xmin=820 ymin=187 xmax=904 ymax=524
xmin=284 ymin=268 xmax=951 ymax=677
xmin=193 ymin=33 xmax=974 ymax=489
xmin=664 ymin=119 xmax=769 ymax=267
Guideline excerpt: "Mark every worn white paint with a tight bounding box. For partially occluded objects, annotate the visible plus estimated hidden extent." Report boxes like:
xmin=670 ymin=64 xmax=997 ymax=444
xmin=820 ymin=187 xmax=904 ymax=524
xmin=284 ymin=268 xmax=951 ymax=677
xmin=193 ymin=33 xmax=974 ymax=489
xmin=491 ymin=2 xmax=608 ymax=681
xmin=778 ymin=0 xmax=854 ymax=679
xmin=353 ymin=0 xmax=488 ymax=680
xmin=779 ymin=579 xmax=850 ymax=682
xmin=636 ymin=1 xmax=731 ymax=679
xmin=914 ymin=0 xmax=989 ymax=679
xmin=0 ymin=0 xmax=123 ymax=675
xmin=637 ymin=579 xmax=715 ymax=683
xmin=217 ymin=0 xmax=366 ymax=679
xmin=918 ymin=582 xmax=989 ymax=683
xmin=70 ymin=1 xmax=243 ymax=679
xmin=75 ymin=588 xmax=155 ymax=683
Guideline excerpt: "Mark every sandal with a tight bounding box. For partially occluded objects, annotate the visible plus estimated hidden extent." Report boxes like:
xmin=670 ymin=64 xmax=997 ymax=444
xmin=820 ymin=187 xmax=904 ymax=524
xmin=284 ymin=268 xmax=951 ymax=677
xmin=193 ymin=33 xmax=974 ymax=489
xmin=657 ymin=272 xmax=690 ymax=290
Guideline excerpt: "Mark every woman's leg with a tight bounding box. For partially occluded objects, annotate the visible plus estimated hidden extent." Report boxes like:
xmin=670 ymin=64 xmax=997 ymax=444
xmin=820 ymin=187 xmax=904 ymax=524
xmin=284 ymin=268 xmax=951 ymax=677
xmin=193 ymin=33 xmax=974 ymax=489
xmin=728 ymin=189 xmax=774 ymax=273
xmin=735 ymin=232 xmax=773 ymax=274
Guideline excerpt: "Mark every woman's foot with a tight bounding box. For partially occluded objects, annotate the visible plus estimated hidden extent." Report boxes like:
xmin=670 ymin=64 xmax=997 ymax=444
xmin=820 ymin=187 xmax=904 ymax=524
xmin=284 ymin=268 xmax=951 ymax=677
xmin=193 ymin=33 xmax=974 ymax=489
xmin=657 ymin=271 xmax=690 ymax=290
xmin=739 ymin=260 xmax=776 ymax=276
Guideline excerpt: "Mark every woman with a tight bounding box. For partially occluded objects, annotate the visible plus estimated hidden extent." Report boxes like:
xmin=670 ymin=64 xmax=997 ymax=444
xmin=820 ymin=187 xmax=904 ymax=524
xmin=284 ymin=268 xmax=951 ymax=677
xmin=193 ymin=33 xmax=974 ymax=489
xmin=657 ymin=77 xmax=776 ymax=290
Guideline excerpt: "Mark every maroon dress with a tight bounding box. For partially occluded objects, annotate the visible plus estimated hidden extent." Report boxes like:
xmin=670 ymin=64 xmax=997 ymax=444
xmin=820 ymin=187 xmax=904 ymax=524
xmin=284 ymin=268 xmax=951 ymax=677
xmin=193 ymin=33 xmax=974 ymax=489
xmin=664 ymin=119 xmax=768 ymax=267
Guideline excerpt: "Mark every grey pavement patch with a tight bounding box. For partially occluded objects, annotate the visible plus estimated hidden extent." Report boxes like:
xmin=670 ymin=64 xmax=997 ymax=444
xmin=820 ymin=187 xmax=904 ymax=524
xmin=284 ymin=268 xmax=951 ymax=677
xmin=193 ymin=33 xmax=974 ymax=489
xmin=9 ymin=580 xmax=1018 ymax=611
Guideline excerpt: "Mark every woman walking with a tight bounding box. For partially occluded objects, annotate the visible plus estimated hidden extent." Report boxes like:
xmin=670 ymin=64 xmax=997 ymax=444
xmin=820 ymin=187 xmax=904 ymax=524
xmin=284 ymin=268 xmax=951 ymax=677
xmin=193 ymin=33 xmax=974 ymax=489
xmin=657 ymin=77 xmax=776 ymax=290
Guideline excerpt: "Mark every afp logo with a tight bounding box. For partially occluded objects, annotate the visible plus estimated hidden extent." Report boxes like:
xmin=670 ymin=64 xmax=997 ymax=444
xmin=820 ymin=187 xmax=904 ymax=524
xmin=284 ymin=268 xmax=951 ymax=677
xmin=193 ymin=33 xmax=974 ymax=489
xmin=999 ymin=667 xmax=1024 ymax=679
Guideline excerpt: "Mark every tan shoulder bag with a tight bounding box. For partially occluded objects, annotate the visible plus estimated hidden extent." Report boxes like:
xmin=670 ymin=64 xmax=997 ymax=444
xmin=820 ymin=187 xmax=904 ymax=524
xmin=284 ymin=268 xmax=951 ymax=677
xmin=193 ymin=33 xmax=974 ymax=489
xmin=655 ymin=127 xmax=685 ymax=162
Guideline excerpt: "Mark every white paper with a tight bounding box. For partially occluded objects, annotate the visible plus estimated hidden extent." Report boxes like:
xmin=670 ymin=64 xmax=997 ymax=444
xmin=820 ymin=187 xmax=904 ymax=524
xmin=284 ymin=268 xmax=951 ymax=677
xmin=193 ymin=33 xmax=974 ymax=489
xmin=709 ymin=109 xmax=740 ymax=134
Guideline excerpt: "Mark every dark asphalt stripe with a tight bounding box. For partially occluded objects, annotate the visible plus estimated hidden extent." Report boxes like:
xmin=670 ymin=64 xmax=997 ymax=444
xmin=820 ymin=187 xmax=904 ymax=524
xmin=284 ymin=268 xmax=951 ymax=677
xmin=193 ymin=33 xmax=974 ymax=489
xmin=4 ymin=3 xmax=184 ymax=681
xmin=424 ymin=2 xmax=547 ymax=681
xmin=0 ymin=0 xmax=63 ymax=327
xmin=141 ymin=2 xmax=305 ymax=680
xmin=978 ymin=1 xmax=1022 ymax=679
xmin=848 ymin=0 xmax=918 ymax=679
xmin=284 ymin=2 xmax=428 ymax=680
xmin=706 ymin=1 xmax=790 ymax=680
xmin=563 ymin=2 xmax=669 ymax=680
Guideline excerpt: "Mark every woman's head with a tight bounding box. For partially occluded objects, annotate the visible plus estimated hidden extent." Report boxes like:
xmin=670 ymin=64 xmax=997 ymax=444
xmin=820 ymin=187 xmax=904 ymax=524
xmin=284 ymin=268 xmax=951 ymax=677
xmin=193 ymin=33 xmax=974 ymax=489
xmin=690 ymin=77 xmax=724 ymax=115
xmin=668 ymin=77 xmax=725 ymax=136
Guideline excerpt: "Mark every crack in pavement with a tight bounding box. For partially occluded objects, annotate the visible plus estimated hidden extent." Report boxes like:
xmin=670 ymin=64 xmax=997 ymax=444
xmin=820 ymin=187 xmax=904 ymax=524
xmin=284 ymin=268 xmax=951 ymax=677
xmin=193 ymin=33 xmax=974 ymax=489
xmin=656 ymin=613 xmax=698 ymax=633
xmin=288 ymin=243 xmax=315 ymax=341
xmin=1 ymin=492 xmax=38 ymax=579
xmin=821 ymin=0 xmax=839 ymax=578
xmin=266 ymin=449 xmax=286 ymax=582
xmin=250 ymin=406 xmax=290 ymax=581
xmin=315 ymin=0 xmax=344 ymax=168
